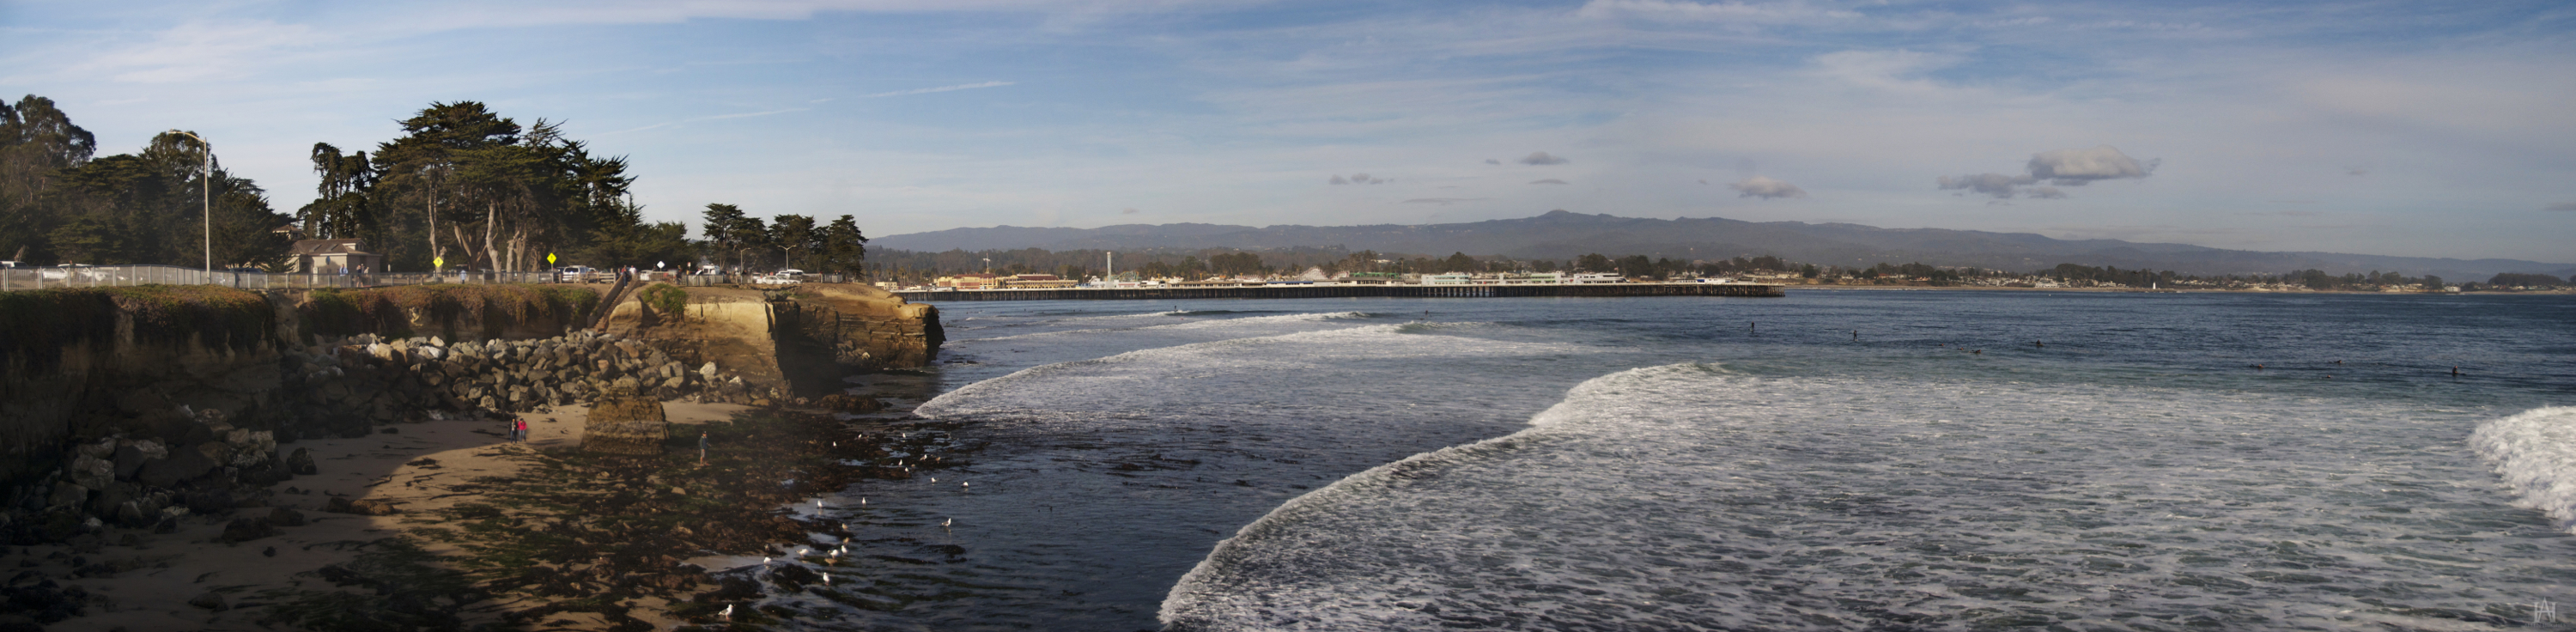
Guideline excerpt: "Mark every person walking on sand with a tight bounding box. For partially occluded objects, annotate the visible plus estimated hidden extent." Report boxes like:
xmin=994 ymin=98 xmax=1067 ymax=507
xmin=699 ymin=431 xmax=711 ymax=465
xmin=513 ymin=417 xmax=528 ymax=441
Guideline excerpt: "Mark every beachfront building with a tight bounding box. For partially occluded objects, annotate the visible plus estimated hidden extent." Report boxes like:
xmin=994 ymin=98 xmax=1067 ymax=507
xmin=289 ymin=239 xmax=385 ymax=274
xmin=937 ymin=273 xmax=1000 ymax=289
xmin=1003 ymin=274 xmax=1078 ymax=289
xmin=1424 ymin=273 xmax=1473 ymax=285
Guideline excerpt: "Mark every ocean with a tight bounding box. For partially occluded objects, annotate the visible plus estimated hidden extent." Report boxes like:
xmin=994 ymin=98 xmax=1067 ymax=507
xmin=787 ymin=291 xmax=2575 ymax=631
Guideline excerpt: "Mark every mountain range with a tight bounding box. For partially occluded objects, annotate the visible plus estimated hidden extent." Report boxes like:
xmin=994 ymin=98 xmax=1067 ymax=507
xmin=874 ymin=210 xmax=2573 ymax=280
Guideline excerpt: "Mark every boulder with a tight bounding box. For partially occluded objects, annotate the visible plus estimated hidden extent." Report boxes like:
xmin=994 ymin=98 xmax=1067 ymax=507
xmin=583 ymin=389 xmax=669 ymax=456
xmin=268 ymin=507 xmax=307 ymax=527
xmin=137 ymin=445 xmax=220 ymax=488
xmin=111 ymin=446 xmax=150 ymax=481
xmin=285 ymin=447 xmax=318 ymax=476
xmin=219 ymin=517 xmax=277 ymax=543
xmin=323 ymin=497 xmax=401 ymax=516
xmin=188 ymin=591 xmax=228 ymax=611
xmin=816 ymin=394 xmax=887 ymax=413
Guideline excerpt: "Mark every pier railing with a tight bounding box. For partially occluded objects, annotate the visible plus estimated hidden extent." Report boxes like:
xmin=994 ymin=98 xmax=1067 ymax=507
xmin=894 ymin=283 xmax=1785 ymax=301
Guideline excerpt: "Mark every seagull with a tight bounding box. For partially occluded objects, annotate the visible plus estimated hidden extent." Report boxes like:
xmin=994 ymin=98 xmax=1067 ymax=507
xmin=930 ymin=477 xmax=938 ymax=483
xmin=721 ymin=605 xmax=734 ymax=617
xmin=762 ymin=556 xmax=772 ymax=565
xmin=860 ymin=498 xmax=868 ymax=506
xmin=942 ymin=518 xmax=953 ymax=528
xmin=823 ymin=574 xmax=832 ymax=586
xmin=962 ymin=482 xmax=970 ymax=489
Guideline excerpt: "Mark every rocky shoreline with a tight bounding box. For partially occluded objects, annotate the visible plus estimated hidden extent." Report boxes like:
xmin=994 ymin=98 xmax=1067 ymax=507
xmin=0 ymin=283 xmax=949 ymax=630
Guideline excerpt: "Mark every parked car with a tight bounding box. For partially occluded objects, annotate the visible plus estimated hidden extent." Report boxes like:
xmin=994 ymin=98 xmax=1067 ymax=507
xmin=557 ymin=265 xmax=606 ymax=283
xmin=753 ymin=269 xmax=806 ymax=285
xmin=39 ymin=264 xmax=99 ymax=282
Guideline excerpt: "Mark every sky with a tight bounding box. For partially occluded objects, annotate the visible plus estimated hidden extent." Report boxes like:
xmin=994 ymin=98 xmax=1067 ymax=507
xmin=3 ymin=0 xmax=2572 ymax=262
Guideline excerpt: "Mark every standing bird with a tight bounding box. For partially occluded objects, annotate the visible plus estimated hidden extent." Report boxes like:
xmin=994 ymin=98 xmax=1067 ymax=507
xmin=962 ymin=482 xmax=971 ymax=489
xmin=942 ymin=518 xmax=954 ymax=529
xmin=721 ymin=605 xmax=735 ymax=617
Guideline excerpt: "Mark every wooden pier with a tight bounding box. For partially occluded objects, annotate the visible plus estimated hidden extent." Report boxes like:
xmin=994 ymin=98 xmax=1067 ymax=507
xmin=894 ymin=283 xmax=1785 ymax=302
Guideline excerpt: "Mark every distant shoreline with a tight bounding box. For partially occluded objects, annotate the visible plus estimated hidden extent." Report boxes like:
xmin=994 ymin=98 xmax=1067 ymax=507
xmin=1787 ymin=284 xmax=2573 ymax=295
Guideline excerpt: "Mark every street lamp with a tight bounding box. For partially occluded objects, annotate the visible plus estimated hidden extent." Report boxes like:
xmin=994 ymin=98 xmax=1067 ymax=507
xmin=167 ymin=130 xmax=211 ymax=283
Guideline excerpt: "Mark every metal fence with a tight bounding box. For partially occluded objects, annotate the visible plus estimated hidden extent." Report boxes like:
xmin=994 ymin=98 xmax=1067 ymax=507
xmin=671 ymin=273 xmax=854 ymax=287
xmin=0 ymin=264 xmax=612 ymax=292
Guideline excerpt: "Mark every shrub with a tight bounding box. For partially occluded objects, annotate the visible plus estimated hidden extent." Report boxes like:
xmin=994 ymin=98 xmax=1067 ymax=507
xmin=637 ymin=284 xmax=688 ymax=317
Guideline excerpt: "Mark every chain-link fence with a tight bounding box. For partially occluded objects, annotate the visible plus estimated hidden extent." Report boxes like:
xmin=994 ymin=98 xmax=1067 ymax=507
xmin=0 ymin=264 xmax=616 ymax=292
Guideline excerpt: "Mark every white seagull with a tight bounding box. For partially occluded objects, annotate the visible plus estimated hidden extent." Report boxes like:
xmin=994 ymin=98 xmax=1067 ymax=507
xmin=942 ymin=518 xmax=954 ymax=528
xmin=721 ymin=605 xmax=734 ymax=617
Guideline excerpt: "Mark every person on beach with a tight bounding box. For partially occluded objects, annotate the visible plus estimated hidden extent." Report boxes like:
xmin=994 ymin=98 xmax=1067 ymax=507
xmin=514 ymin=417 xmax=528 ymax=441
xmin=699 ymin=431 xmax=711 ymax=465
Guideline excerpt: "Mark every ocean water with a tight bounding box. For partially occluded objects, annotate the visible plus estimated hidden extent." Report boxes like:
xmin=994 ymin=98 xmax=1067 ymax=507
xmin=776 ymin=291 xmax=2575 ymax=630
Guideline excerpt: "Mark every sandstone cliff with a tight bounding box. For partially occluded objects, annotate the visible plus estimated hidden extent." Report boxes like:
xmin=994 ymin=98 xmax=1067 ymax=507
xmin=598 ymin=283 xmax=943 ymax=398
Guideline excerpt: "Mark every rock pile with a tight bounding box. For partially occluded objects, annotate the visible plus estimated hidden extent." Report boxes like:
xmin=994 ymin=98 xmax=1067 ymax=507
xmin=3 ymin=408 xmax=286 ymax=546
xmin=281 ymin=331 xmax=778 ymax=438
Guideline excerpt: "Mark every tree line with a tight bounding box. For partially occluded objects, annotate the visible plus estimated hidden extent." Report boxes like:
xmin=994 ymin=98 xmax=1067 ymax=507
xmin=1 ymin=95 xmax=294 ymax=268
xmin=0 ymin=96 xmax=870 ymax=276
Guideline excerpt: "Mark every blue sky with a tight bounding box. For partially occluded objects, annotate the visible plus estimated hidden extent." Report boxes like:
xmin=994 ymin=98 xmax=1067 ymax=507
xmin=4 ymin=0 xmax=2571 ymax=261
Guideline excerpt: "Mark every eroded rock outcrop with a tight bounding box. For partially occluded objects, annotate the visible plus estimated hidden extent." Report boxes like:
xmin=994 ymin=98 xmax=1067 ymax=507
xmin=584 ymin=386 xmax=670 ymax=455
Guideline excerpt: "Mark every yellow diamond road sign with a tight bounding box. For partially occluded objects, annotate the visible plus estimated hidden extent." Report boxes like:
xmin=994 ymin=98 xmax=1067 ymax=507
xmin=547 ymin=252 xmax=557 ymax=265
xmin=434 ymin=256 xmax=444 ymax=270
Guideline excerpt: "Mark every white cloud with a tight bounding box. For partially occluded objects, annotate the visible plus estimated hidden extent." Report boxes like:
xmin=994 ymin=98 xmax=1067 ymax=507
xmin=1729 ymin=174 xmax=1806 ymax=199
xmin=2026 ymin=145 xmax=2158 ymax=185
xmin=1518 ymin=151 xmax=1569 ymax=165
xmin=1940 ymin=146 xmax=2156 ymax=198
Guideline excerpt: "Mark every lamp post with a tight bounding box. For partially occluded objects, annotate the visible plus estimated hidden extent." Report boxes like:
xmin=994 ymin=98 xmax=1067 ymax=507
xmin=167 ymin=131 xmax=211 ymax=283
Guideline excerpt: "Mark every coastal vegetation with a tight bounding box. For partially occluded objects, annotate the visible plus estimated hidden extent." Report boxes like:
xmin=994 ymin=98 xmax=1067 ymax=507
xmin=0 ymin=285 xmax=272 ymax=369
xmin=301 ymin=283 xmax=599 ymax=339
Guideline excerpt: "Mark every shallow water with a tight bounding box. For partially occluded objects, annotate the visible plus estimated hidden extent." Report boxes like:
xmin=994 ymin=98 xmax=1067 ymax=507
xmin=769 ymin=292 xmax=2575 ymax=630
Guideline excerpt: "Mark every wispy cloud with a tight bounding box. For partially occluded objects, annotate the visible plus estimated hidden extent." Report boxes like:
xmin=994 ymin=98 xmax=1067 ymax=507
xmin=606 ymin=108 xmax=811 ymax=135
xmin=2548 ymin=203 xmax=2576 ymax=212
xmin=1528 ymin=179 xmax=1569 ymax=185
xmin=1402 ymin=198 xmax=1488 ymax=204
xmin=863 ymin=81 xmax=1017 ymax=99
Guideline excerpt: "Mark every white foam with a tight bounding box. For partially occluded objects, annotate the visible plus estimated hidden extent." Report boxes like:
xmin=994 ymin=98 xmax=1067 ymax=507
xmin=2471 ymin=406 xmax=2576 ymax=533
xmin=1163 ymin=365 xmax=2564 ymax=631
xmin=920 ymin=323 xmax=1583 ymax=423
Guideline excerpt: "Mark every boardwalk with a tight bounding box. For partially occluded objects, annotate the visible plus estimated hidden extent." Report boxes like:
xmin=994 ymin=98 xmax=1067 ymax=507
xmin=895 ymin=283 xmax=1785 ymax=302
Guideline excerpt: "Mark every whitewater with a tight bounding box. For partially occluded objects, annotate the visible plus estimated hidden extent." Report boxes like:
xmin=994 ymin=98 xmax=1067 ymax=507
xmin=786 ymin=292 xmax=2573 ymax=630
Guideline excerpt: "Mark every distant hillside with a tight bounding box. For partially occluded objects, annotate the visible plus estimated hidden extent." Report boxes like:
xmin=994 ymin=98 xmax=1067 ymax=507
xmin=873 ymin=210 xmax=2573 ymax=280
